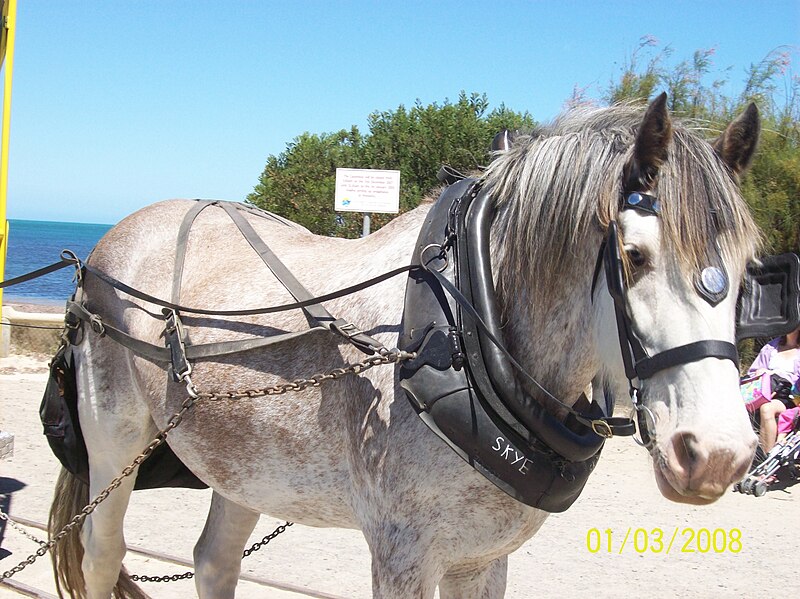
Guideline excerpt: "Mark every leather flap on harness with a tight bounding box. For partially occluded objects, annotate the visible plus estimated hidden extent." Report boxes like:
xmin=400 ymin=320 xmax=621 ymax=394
xmin=40 ymin=339 xmax=209 ymax=490
xmin=40 ymin=344 xmax=89 ymax=484
xmin=737 ymin=253 xmax=800 ymax=341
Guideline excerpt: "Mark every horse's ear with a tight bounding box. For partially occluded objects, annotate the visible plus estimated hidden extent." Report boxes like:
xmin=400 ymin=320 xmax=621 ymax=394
xmin=624 ymin=92 xmax=673 ymax=192
xmin=492 ymin=129 xmax=515 ymax=152
xmin=712 ymin=102 xmax=760 ymax=180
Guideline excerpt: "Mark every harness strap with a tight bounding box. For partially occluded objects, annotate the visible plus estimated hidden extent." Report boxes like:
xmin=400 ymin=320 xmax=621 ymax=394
xmin=215 ymin=201 xmax=387 ymax=355
xmin=65 ymin=301 xmax=327 ymax=363
xmin=217 ymin=201 xmax=334 ymax=328
xmin=79 ymin=261 xmax=417 ymax=317
xmin=165 ymin=202 xmax=221 ymax=380
xmin=634 ymin=340 xmax=739 ymax=380
xmin=54 ymin=200 xmax=416 ymax=365
xmin=0 ymin=257 xmax=73 ymax=288
xmin=172 ymin=200 xmax=218 ymax=305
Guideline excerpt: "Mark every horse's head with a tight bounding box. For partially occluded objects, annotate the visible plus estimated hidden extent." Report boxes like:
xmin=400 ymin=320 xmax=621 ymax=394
xmin=487 ymin=94 xmax=761 ymax=505
xmin=597 ymin=94 xmax=761 ymax=504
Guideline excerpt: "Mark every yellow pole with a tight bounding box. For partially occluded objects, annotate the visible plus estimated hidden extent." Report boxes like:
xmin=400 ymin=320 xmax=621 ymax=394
xmin=0 ymin=0 xmax=16 ymax=319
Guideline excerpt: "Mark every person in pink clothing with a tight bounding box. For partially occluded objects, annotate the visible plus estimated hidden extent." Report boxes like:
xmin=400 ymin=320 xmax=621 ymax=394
xmin=747 ymin=326 xmax=800 ymax=452
xmin=775 ymin=405 xmax=800 ymax=445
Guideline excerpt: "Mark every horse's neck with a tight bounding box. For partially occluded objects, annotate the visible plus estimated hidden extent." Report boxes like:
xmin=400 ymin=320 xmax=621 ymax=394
xmin=497 ymin=261 xmax=598 ymax=407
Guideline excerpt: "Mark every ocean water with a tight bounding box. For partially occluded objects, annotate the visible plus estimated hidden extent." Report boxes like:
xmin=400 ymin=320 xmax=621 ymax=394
xmin=3 ymin=219 xmax=112 ymax=303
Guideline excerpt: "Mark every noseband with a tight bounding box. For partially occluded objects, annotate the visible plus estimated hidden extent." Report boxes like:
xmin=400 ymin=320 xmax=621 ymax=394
xmin=594 ymin=192 xmax=740 ymax=449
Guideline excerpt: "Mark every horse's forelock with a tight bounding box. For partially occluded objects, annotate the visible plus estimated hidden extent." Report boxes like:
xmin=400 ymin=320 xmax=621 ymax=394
xmin=484 ymin=104 xmax=761 ymax=300
xmin=655 ymin=128 xmax=762 ymax=275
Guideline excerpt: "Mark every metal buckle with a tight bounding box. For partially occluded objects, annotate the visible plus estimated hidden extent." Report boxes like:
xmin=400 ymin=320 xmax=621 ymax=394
xmin=631 ymin=388 xmax=657 ymax=449
xmin=591 ymin=419 xmax=614 ymax=439
xmin=64 ymin=311 xmax=81 ymax=331
xmin=331 ymin=319 xmax=363 ymax=340
xmin=163 ymin=309 xmax=192 ymax=382
xmin=330 ymin=319 xmax=381 ymax=355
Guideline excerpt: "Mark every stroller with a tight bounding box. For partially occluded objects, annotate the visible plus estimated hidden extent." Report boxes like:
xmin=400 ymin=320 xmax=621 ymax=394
xmin=735 ymin=427 xmax=800 ymax=496
xmin=735 ymin=377 xmax=800 ymax=497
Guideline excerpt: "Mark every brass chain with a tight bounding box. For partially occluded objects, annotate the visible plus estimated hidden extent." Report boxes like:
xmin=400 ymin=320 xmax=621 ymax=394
xmin=0 ymin=348 xmax=414 ymax=582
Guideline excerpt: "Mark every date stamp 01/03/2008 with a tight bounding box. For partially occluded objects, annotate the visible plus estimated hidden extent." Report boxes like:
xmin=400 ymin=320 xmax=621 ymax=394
xmin=585 ymin=527 xmax=743 ymax=555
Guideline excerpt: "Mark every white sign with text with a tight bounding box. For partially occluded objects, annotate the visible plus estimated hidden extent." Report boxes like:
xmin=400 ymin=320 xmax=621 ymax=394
xmin=334 ymin=168 xmax=400 ymax=213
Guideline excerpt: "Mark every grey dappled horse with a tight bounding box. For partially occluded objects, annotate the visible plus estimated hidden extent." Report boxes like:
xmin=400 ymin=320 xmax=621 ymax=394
xmin=51 ymin=95 xmax=762 ymax=598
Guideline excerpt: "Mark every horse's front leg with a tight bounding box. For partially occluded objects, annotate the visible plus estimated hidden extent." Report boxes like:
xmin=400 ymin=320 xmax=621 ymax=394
xmin=365 ymin=520 xmax=443 ymax=599
xmin=194 ymin=491 xmax=260 ymax=599
xmin=439 ymin=556 xmax=508 ymax=599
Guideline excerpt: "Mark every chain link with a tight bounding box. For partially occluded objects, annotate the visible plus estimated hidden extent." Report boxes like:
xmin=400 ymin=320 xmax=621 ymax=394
xmin=130 ymin=522 xmax=294 ymax=583
xmin=195 ymin=349 xmax=414 ymax=402
xmin=0 ymin=509 xmax=48 ymax=547
xmin=242 ymin=522 xmax=293 ymax=557
xmin=130 ymin=571 xmax=196 ymax=583
xmin=0 ymin=348 xmax=414 ymax=583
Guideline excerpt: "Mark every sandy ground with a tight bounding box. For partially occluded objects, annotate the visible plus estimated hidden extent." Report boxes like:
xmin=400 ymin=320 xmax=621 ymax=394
xmin=1 ymin=347 xmax=798 ymax=598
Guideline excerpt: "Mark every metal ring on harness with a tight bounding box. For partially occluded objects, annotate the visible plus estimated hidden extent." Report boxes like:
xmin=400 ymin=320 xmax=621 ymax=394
xmin=632 ymin=398 xmax=657 ymax=449
xmin=89 ymin=315 xmax=106 ymax=337
xmin=60 ymin=249 xmax=84 ymax=286
xmin=420 ymin=243 xmax=448 ymax=273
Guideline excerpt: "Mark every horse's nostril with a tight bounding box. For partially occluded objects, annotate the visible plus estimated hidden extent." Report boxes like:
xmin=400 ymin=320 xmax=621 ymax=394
xmin=668 ymin=431 xmax=708 ymax=480
xmin=677 ymin=432 xmax=698 ymax=463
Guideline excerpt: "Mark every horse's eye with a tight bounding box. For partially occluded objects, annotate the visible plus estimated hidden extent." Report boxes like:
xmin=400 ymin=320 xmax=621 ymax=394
xmin=627 ymin=247 xmax=647 ymax=268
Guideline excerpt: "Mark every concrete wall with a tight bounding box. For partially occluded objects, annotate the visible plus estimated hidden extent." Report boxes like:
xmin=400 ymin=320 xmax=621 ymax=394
xmin=0 ymin=306 xmax=63 ymax=357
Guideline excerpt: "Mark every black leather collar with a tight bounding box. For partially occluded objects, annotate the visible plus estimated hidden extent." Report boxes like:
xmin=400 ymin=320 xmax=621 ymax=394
xmin=399 ymin=179 xmax=635 ymax=512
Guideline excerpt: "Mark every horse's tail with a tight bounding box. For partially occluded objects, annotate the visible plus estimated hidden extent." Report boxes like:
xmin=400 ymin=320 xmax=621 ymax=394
xmin=49 ymin=467 xmax=149 ymax=599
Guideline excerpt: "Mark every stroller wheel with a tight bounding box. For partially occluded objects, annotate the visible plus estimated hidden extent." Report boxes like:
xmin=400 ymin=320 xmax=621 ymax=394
xmin=754 ymin=481 xmax=768 ymax=497
xmin=741 ymin=478 xmax=754 ymax=494
xmin=733 ymin=481 xmax=742 ymax=493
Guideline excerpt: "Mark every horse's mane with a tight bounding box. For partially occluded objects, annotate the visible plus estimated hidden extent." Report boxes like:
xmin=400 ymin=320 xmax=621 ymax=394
xmin=484 ymin=103 xmax=762 ymax=296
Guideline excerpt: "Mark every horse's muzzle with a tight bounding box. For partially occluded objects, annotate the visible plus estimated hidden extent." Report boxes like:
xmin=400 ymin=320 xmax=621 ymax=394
xmin=652 ymin=429 xmax=757 ymax=504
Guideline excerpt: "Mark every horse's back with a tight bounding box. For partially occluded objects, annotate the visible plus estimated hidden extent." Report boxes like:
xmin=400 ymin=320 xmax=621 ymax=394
xmin=88 ymin=198 xmax=425 ymax=315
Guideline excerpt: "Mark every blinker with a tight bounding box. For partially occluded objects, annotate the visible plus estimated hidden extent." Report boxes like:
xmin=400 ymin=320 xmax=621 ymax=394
xmin=622 ymin=192 xmax=731 ymax=307
xmin=700 ymin=266 xmax=726 ymax=293
xmin=696 ymin=265 xmax=729 ymax=306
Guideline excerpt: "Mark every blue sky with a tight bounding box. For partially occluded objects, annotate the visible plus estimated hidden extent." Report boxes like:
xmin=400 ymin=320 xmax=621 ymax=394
xmin=5 ymin=1 xmax=799 ymax=224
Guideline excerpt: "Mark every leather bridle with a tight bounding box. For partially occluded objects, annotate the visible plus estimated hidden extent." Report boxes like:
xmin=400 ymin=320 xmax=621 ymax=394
xmin=593 ymin=192 xmax=740 ymax=449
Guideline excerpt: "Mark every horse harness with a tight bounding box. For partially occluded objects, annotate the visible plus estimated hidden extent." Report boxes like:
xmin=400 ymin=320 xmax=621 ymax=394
xmin=64 ymin=201 xmax=398 ymax=374
xmin=47 ymin=201 xmax=415 ymax=490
